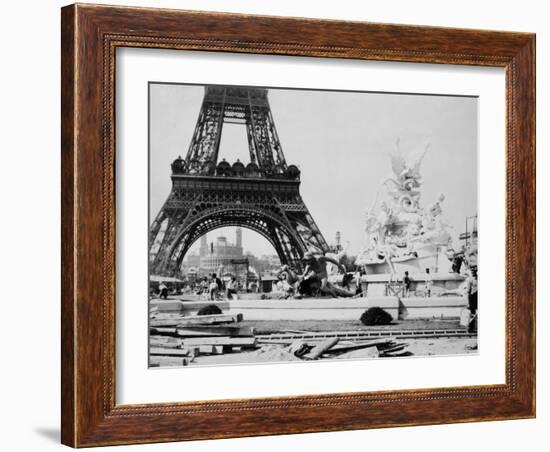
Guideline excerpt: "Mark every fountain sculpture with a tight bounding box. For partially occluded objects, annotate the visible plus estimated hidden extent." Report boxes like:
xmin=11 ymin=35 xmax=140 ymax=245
xmin=356 ymin=141 xmax=458 ymax=276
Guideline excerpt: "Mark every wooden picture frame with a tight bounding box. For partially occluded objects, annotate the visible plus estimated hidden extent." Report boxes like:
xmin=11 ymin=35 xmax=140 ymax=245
xmin=61 ymin=3 xmax=535 ymax=447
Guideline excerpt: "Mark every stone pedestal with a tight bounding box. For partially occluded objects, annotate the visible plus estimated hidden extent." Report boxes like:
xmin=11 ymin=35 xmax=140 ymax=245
xmin=361 ymin=272 xmax=465 ymax=298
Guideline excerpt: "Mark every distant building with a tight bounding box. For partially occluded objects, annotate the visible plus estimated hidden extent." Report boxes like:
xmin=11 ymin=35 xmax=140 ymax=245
xmin=186 ymin=228 xmax=244 ymax=275
xmin=186 ymin=253 xmax=201 ymax=268
xmin=260 ymin=254 xmax=282 ymax=268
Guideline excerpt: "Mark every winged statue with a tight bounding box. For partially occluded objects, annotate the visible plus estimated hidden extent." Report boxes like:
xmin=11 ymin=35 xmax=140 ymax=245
xmin=388 ymin=138 xmax=429 ymax=191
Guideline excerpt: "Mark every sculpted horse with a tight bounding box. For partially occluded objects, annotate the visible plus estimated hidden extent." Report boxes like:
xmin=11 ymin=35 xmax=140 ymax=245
xmin=277 ymin=258 xmax=355 ymax=298
xmin=277 ymin=265 xmax=321 ymax=297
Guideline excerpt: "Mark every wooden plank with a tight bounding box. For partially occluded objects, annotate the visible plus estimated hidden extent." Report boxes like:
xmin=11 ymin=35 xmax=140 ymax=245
xmin=150 ymin=347 xmax=197 ymax=357
xmin=150 ymin=312 xmax=240 ymax=320
xmin=150 ymin=313 xmax=243 ymax=328
xmin=182 ymin=313 xmax=244 ymax=324
xmin=150 ymin=319 xmax=189 ymax=327
xmin=323 ymin=338 xmax=394 ymax=354
xmin=152 ymin=326 xmax=250 ymax=337
xmin=256 ymin=339 xmax=296 ymax=345
xmin=376 ymin=341 xmax=405 ymax=351
xmin=149 ymin=356 xmax=192 ymax=367
xmin=175 ymin=329 xmax=226 ymax=337
xmin=149 ymin=335 xmax=182 ymax=343
xmin=379 ymin=344 xmax=408 ymax=356
xmin=176 ymin=325 xmax=255 ymax=337
xmin=302 ymin=338 xmax=339 ymax=360
xmin=181 ymin=336 xmax=257 ymax=347
xmin=198 ymin=345 xmax=224 ymax=355
xmin=149 ymin=339 xmax=183 ymax=349
xmin=150 ymin=327 xmax=178 ymax=336
xmin=151 ymin=312 xmax=198 ymax=320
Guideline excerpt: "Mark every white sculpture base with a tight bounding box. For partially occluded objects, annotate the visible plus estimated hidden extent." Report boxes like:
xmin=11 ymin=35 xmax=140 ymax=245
xmin=361 ymin=272 xmax=465 ymax=298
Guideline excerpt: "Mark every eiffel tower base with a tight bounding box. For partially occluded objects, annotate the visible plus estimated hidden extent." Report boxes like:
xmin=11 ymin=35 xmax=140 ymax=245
xmin=150 ymin=174 xmax=328 ymax=277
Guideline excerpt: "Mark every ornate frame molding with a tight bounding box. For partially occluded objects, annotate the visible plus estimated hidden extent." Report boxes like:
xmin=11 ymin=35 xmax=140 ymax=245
xmin=61 ymin=4 xmax=535 ymax=447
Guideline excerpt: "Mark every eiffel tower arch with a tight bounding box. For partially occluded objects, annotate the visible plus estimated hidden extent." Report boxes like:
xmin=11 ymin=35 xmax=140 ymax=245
xmin=150 ymin=86 xmax=329 ymax=276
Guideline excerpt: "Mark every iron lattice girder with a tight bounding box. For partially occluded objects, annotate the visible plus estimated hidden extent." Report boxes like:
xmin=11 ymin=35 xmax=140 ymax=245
xmin=174 ymin=210 xmax=297 ymax=269
xmin=150 ymin=86 xmax=329 ymax=277
xmin=165 ymin=175 xmax=304 ymax=209
xmin=150 ymin=175 xmax=329 ymax=276
xmin=184 ymin=86 xmax=287 ymax=173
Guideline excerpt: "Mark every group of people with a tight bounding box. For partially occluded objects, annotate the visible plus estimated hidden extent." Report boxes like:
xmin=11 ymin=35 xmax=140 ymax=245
xmin=400 ymin=269 xmax=431 ymax=298
xmin=273 ymin=252 xmax=478 ymax=314
xmin=158 ymin=251 xmax=478 ymax=333
xmin=196 ymin=273 xmax=239 ymax=301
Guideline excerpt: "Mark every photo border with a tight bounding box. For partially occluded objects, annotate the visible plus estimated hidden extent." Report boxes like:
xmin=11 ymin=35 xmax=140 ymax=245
xmin=61 ymin=4 xmax=535 ymax=447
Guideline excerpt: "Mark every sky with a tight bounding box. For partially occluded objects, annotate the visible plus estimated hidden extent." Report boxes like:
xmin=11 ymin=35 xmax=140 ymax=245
xmin=149 ymin=83 xmax=477 ymax=257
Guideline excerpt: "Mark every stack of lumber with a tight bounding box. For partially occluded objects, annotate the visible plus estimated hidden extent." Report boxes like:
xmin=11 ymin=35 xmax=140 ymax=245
xmin=149 ymin=312 xmax=256 ymax=367
xmin=149 ymin=309 xmax=411 ymax=366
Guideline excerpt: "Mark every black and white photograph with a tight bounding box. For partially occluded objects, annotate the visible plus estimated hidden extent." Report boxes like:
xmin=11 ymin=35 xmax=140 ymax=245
xmin=1 ymin=0 xmax=543 ymax=449
xmin=148 ymin=83 xmax=479 ymax=368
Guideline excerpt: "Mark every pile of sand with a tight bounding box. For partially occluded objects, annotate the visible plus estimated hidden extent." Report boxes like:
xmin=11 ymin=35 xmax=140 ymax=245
xmin=250 ymin=345 xmax=302 ymax=362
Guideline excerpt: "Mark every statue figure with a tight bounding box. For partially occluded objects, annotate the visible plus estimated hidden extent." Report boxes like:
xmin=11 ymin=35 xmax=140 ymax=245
xmin=356 ymin=140 xmax=456 ymax=270
xmin=417 ymin=193 xmax=454 ymax=246
xmin=383 ymin=139 xmax=428 ymax=215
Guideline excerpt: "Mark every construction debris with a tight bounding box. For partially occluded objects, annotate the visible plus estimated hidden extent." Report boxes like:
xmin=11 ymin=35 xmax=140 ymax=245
xmin=249 ymin=345 xmax=302 ymax=362
xmin=149 ymin=311 xmax=258 ymax=366
xmin=322 ymin=338 xmax=393 ymax=354
xmin=150 ymin=313 xmax=243 ymax=328
xmin=379 ymin=343 xmax=408 ymax=357
xmin=149 ymin=338 xmax=183 ymax=348
xmin=150 ymin=356 xmax=193 ymax=367
xmin=288 ymin=341 xmax=312 ymax=357
xmin=178 ymin=336 xmax=257 ymax=347
xmin=149 ymin=309 xmax=413 ymax=367
xmin=198 ymin=345 xmax=224 ymax=355
xmin=336 ymin=347 xmax=380 ymax=360
xmin=176 ymin=325 xmax=255 ymax=337
xmin=149 ymin=347 xmax=198 ymax=357
xmin=302 ymin=338 xmax=339 ymax=360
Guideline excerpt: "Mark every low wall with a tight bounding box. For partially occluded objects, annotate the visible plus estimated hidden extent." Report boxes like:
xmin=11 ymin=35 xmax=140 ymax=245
xmin=227 ymin=298 xmax=384 ymax=321
xmin=399 ymin=296 xmax=467 ymax=319
xmin=227 ymin=296 xmax=466 ymax=321
xmin=151 ymin=299 xmax=230 ymax=314
xmin=151 ymin=295 xmax=467 ymax=321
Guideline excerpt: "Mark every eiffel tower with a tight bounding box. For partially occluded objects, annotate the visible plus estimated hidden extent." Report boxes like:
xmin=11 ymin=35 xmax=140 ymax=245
xmin=149 ymin=85 xmax=329 ymax=276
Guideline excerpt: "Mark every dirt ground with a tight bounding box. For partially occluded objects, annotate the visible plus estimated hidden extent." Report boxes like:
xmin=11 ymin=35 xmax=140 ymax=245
xmin=151 ymin=318 xmax=476 ymax=367
xmin=188 ymin=337 xmax=478 ymax=367
xmin=405 ymin=337 xmax=478 ymax=356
